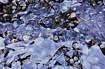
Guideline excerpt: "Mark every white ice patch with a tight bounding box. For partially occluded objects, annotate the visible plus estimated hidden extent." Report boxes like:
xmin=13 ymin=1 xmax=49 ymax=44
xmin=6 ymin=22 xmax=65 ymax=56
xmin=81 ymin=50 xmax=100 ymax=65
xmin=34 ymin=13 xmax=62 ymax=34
xmin=81 ymin=45 xmax=105 ymax=69
xmin=0 ymin=37 xmax=5 ymax=49
xmin=60 ymin=0 xmax=81 ymax=12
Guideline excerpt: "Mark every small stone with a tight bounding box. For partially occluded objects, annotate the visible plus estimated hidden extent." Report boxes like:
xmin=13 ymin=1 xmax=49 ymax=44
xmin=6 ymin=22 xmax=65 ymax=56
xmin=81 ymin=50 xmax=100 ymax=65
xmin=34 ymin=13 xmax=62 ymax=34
xmin=22 ymin=6 xmax=26 ymax=10
xmin=53 ymin=35 xmax=58 ymax=41
xmin=12 ymin=10 xmax=16 ymax=13
xmin=61 ymin=19 xmax=64 ymax=22
xmin=72 ymin=42 xmax=80 ymax=49
xmin=11 ymin=39 xmax=18 ymax=43
xmin=70 ymin=59 xmax=74 ymax=64
xmin=19 ymin=1 xmax=26 ymax=6
xmin=68 ymin=12 xmax=76 ymax=18
xmin=100 ymin=44 xmax=105 ymax=48
xmin=74 ymin=28 xmax=79 ymax=32
xmin=35 ymin=4 xmax=40 ymax=9
xmin=12 ymin=6 xmax=16 ymax=10
xmin=78 ymin=60 xmax=81 ymax=63
xmin=69 ymin=23 xmax=74 ymax=27
xmin=23 ymin=35 xmax=31 ymax=41
xmin=85 ymin=39 xmax=91 ymax=43
xmin=74 ymin=20 xmax=79 ymax=24
xmin=65 ymin=19 xmax=69 ymax=22
xmin=3 ymin=14 xmax=9 ymax=18
xmin=7 ymin=33 xmax=14 ymax=38
xmin=74 ymin=56 xmax=78 ymax=61
xmin=3 ymin=9 xmax=7 ymax=13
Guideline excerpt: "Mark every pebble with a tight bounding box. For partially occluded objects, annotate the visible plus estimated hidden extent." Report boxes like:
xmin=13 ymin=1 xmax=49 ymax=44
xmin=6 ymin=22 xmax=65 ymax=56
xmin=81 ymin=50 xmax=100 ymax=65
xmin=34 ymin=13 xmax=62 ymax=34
xmin=74 ymin=28 xmax=79 ymax=32
xmin=7 ymin=33 xmax=14 ymax=38
xmin=3 ymin=9 xmax=7 ymax=13
xmin=70 ymin=59 xmax=74 ymax=64
xmin=100 ymin=43 xmax=105 ymax=48
xmin=69 ymin=23 xmax=74 ymax=27
xmin=12 ymin=10 xmax=16 ymax=13
xmin=85 ymin=39 xmax=91 ymax=43
xmin=3 ymin=14 xmax=9 ymax=18
xmin=23 ymin=35 xmax=31 ymax=41
xmin=72 ymin=42 xmax=80 ymax=49
xmin=35 ymin=4 xmax=40 ymax=9
xmin=74 ymin=56 xmax=78 ymax=61
xmin=65 ymin=19 xmax=69 ymax=22
xmin=53 ymin=35 xmax=58 ymax=41
xmin=22 ymin=6 xmax=26 ymax=10
xmin=19 ymin=1 xmax=26 ymax=7
xmin=12 ymin=6 xmax=17 ymax=10
xmin=68 ymin=12 xmax=76 ymax=18
xmin=11 ymin=39 xmax=18 ymax=43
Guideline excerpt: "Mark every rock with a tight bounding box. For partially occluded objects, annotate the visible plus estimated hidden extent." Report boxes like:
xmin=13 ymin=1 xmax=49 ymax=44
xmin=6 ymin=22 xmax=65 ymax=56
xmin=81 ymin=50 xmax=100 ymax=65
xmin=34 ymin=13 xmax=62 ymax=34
xmin=68 ymin=12 xmax=76 ymax=18
xmin=23 ymin=35 xmax=31 ymax=41
xmin=74 ymin=56 xmax=78 ymax=61
xmin=22 ymin=6 xmax=26 ymax=10
xmin=100 ymin=42 xmax=105 ymax=48
xmin=35 ymin=4 xmax=40 ymax=9
xmin=19 ymin=1 xmax=26 ymax=7
xmin=53 ymin=35 xmax=58 ymax=41
xmin=7 ymin=33 xmax=14 ymax=38
xmin=11 ymin=39 xmax=18 ymax=43
xmin=70 ymin=59 xmax=74 ymax=64
xmin=12 ymin=6 xmax=16 ymax=10
xmin=74 ymin=28 xmax=79 ymax=32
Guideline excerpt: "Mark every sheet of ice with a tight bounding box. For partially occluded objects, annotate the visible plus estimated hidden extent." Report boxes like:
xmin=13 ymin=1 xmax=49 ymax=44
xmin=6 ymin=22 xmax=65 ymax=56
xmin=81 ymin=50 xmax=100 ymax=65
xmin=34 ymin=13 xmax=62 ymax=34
xmin=30 ymin=38 xmax=63 ymax=63
xmin=0 ymin=37 xmax=5 ymax=49
xmin=81 ymin=45 xmax=105 ymax=69
xmin=60 ymin=0 xmax=81 ymax=12
xmin=56 ymin=53 xmax=67 ymax=66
